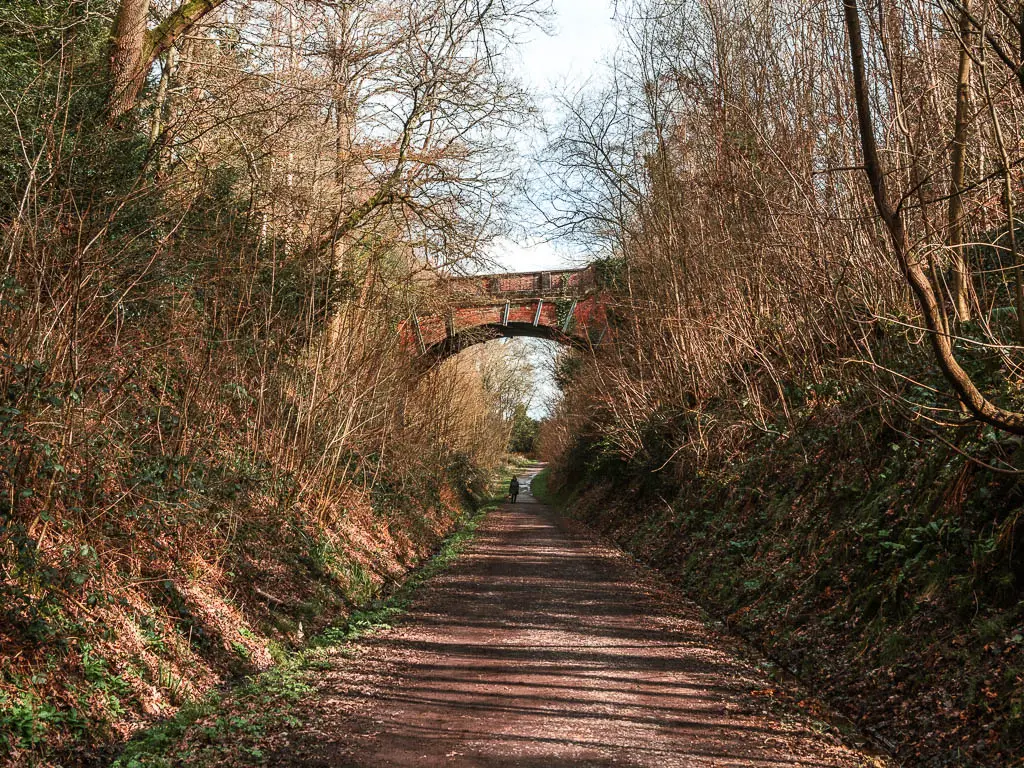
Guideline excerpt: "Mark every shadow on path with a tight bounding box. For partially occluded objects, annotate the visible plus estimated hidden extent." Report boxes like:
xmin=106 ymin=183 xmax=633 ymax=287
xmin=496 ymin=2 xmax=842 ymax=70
xmin=273 ymin=478 xmax=877 ymax=767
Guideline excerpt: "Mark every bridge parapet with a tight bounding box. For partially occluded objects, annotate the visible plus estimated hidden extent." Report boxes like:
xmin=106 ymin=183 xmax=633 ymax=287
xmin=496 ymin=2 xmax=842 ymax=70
xmin=447 ymin=266 xmax=596 ymax=300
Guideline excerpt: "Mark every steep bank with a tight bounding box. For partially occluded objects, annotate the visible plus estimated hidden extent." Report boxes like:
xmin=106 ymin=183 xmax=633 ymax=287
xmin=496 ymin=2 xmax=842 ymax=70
xmin=2 ymin=442 xmax=495 ymax=767
xmin=547 ymin=409 xmax=1024 ymax=767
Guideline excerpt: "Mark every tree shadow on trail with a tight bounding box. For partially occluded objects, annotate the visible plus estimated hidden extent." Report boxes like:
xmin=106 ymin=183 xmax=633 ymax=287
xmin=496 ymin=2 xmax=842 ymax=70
xmin=272 ymin=505 xmax=864 ymax=768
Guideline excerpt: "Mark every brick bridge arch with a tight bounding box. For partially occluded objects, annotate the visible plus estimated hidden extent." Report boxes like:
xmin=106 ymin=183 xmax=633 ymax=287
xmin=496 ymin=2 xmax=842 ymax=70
xmin=402 ymin=266 xmax=611 ymax=363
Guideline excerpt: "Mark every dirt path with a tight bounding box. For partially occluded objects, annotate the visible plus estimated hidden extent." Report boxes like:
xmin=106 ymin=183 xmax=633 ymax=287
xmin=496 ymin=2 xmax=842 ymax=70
xmin=273 ymin=478 xmax=884 ymax=767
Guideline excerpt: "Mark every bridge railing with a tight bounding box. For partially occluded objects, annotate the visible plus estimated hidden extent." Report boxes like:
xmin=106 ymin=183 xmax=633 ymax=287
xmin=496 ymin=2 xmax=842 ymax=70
xmin=447 ymin=266 xmax=596 ymax=299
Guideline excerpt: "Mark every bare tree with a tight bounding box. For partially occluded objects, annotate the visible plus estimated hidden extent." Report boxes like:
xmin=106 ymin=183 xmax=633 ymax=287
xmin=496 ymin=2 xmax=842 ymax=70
xmin=108 ymin=0 xmax=229 ymax=120
xmin=843 ymin=0 xmax=1024 ymax=434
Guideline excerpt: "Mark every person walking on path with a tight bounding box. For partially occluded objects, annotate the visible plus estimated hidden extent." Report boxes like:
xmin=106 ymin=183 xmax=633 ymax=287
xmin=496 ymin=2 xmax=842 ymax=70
xmin=508 ymin=477 xmax=520 ymax=503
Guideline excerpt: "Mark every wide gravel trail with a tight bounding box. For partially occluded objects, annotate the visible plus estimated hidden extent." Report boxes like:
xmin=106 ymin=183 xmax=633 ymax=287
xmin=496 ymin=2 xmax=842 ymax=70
xmin=275 ymin=476 xmax=884 ymax=767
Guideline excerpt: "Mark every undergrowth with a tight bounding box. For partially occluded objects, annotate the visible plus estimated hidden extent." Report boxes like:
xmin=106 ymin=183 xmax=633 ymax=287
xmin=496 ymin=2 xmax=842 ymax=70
xmin=0 ymin=428 xmax=497 ymax=767
xmin=111 ymin=500 xmax=494 ymax=767
xmin=549 ymin=397 xmax=1024 ymax=767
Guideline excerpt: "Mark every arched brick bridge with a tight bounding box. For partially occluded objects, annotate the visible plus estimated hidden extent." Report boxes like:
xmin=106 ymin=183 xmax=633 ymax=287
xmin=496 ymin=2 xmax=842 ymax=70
xmin=403 ymin=266 xmax=611 ymax=362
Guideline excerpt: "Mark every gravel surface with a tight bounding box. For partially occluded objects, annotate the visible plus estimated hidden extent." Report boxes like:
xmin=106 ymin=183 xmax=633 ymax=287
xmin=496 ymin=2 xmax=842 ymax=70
xmin=273 ymin=479 xmax=886 ymax=767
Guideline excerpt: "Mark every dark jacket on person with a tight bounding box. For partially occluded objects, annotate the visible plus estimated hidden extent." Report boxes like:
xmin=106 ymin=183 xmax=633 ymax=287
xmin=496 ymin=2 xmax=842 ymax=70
xmin=509 ymin=478 xmax=520 ymax=495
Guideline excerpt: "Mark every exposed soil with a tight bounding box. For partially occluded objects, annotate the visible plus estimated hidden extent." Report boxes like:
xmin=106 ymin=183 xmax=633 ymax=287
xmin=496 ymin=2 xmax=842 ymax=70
xmin=270 ymin=477 xmax=888 ymax=767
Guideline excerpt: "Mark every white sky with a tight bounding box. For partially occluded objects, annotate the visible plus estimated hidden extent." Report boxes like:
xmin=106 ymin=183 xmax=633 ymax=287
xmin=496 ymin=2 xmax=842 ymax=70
xmin=490 ymin=0 xmax=619 ymax=418
xmin=488 ymin=0 xmax=618 ymax=273
xmin=519 ymin=0 xmax=619 ymax=93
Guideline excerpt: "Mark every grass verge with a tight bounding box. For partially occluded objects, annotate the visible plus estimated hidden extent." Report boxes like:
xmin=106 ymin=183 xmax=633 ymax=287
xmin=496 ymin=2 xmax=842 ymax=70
xmin=529 ymin=467 xmax=552 ymax=504
xmin=529 ymin=467 xmax=569 ymax=507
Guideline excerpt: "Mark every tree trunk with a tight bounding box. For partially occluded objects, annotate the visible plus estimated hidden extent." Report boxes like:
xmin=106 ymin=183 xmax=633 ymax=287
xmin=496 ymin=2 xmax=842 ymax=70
xmin=107 ymin=0 xmax=226 ymax=121
xmin=843 ymin=0 xmax=1024 ymax=435
xmin=108 ymin=0 xmax=150 ymax=123
xmin=948 ymin=0 xmax=974 ymax=321
xmin=149 ymin=45 xmax=176 ymax=146
xmin=332 ymin=6 xmax=354 ymax=270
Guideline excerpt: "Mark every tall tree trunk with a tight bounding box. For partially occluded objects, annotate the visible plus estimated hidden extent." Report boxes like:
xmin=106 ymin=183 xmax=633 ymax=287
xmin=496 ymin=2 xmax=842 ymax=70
xmin=108 ymin=0 xmax=150 ymax=123
xmin=332 ymin=6 xmax=354 ymax=269
xmin=149 ymin=45 xmax=176 ymax=147
xmin=948 ymin=0 xmax=974 ymax=321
